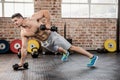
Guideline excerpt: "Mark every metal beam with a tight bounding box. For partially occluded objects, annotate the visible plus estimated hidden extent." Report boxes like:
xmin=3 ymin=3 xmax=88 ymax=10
xmin=117 ymin=0 xmax=120 ymax=53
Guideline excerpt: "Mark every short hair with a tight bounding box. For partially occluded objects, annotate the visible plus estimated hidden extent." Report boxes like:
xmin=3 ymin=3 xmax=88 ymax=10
xmin=11 ymin=13 xmax=23 ymax=19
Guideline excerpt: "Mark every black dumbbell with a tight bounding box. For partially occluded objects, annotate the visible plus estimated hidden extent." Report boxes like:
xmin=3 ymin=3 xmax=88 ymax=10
xmin=31 ymin=47 xmax=39 ymax=58
xmin=17 ymin=48 xmax=21 ymax=58
xmin=51 ymin=26 xmax=57 ymax=31
xmin=12 ymin=62 xmax=29 ymax=70
xmin=40 ymin=24 xmax=57 ymax=32
xmin=40 ymin=24 xmax=46 ymax=30
xmin=12 ymin=64 xmax=19 ymax=70
xmin=23 ymin=62 xmax=29 ymax=69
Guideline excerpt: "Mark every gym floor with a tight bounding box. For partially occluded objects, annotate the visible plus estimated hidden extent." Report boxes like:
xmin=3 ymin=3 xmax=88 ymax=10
xmin=0 ymin=51 xmax=120 ymax=80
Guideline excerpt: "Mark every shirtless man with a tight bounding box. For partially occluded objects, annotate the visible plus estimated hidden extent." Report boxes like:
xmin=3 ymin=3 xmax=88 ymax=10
xmin=11 ymin=10 xmax=98 ymax=67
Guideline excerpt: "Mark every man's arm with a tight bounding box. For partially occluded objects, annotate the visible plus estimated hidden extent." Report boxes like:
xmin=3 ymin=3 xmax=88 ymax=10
xmin=31 ymin=10 xmax=51 ymax=29
xmin=19 ymin=31 xmax=28 ymax=66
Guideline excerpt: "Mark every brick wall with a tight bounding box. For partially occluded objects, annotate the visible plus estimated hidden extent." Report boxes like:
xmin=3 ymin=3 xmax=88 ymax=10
xmin=0 ymin=17 xmax=21 ymax=43
xmin=34 ymin=0 xmax=117 ymax=50
xmin=0 ymin=0 xmax=117 ymax=50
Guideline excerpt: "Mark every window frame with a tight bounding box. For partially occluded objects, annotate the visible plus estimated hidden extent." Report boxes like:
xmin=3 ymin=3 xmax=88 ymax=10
xmin=0 ymin=0 xmax=34 ymax=17
xmin=61 ymin=0 xmax=118 ymax=18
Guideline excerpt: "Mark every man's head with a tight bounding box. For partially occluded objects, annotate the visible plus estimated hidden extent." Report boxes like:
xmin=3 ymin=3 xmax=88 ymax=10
xmin=11 ymin=13 xmax=24 ymax=27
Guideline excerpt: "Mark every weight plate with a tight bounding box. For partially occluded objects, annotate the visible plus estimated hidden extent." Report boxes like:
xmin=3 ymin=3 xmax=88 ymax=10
xmin=27 ymin=39 xmax=40 ymax=53
xmin=0 ymin=40 xmax=9 ymax=53
xmin=10 ymin=39 xmax=22 ymax=54
xmin=104 ymin=39 xmax=116 ymax=52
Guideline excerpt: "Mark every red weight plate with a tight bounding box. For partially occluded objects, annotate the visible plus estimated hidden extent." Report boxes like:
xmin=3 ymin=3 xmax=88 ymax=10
xmin=10 ymin=39 xmax=22 ymax=54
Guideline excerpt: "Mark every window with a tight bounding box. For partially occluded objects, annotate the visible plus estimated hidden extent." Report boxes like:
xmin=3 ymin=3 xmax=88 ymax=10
xmin=91 ymin=0 xmax=118 ymax=18
xmin=62 ymin=0 xmax=88 ymax=3
xmin=0 ymin=3 xmax=2 ymax=16
xmin=0 ymin=0 xmax=34 ymax=17
xmin=62 ymin=0 xmax=118 ymax=18
xmin=62 ymin=4 xmax=89 ymax=18
xmin=5 ymin=0 xmax=33 ymax=2
xmin=91 ymin=5 xmax=117 ymax=18
xmin=91 ymin=0 xmax=117 ymax=3
xmin=62 ymin=0 xmax=89 ymax=18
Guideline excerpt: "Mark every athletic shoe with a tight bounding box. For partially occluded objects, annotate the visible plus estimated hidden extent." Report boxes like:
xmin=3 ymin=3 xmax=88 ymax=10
xmin=87 ymin=55 xmax=98 ymax=67
xmin=61 ymin=51 xmax=70 ymax=62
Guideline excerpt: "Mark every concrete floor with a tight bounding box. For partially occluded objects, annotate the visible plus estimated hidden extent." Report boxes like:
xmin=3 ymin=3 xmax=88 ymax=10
xmin=0 ymin=51 xmax=120 ymax=80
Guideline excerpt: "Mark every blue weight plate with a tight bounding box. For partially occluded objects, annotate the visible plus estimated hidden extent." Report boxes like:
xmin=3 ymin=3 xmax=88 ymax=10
xmin=0 ymin=40 xmax=9 ymax=53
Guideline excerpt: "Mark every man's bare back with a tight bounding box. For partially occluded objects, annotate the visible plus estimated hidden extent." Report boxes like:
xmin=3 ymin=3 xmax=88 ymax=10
xmin=21 ymin=18 xmax=51 ymax=41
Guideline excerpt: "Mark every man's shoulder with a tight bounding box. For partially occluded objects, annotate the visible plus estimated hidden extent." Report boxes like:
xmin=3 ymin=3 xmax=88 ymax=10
xmin=21 ymin=29 xmax=26 ymax=35
xmin=36 ymin=10 xmax=49 ymax=14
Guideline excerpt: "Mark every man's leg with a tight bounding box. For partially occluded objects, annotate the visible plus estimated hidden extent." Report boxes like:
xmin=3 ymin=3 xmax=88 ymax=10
xmin=57 ymin=47 xmax=70 ymax=61
xmin=53 ymin=46 xmax=69 ymax=61
xmin=69 ymin=46 xmax=93 ymax=58
xmin=69 ymin=45 xmax=98 ymax=67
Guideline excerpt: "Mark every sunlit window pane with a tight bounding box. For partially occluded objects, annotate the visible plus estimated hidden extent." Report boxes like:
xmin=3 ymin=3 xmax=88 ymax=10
xmin=62 ymin=0 xmax=88 ymax=3
xmin=71 ymin=4 xmax=89 ymax=18
xmin=61 ymin=4 xmax=71 ymax=18
xmin=0 ymin=3 xmax=2 ymax=17
xmin=14 ymin=3 xmax=24 ymax=15
xmin=91 ymin=0 xmax=117 ymax=3
xmin=70 ymin=0 xmax=88 ymax=3
xmin=4 ymin=3 xmax=34 ymax=17
xmin=62 ymin=0 xmax=70 ymax=3
xmin=4 ymin=3 xmax=14 ymax=17
xmin=70 ymin=4 xmax=80 ymax=18
xmin=62 ymin=4 xmax=89 ymax=18
xmin=5 ymin=0 xmax=33 ymax=2
xmin=90 ymin=5 xmax=117 ymax=18
xmin=62 ymin=0 xmax=118 ymax=18
xmin=24 ymin=3 xmax=34 ymax=17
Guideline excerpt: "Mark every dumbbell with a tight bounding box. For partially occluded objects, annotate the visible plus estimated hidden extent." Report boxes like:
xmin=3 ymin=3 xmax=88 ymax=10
xmin=17 ymin=48 xmax=21 ymax=58
xmin=31 ymin=47 xmax=39 ymax=58
xmin=40 ymin=24 xmax=57 ymax=32
xmin=51 ymin=26 xmax=57 ymax=31
xmin=12 ymin=62 xmax=29 ymax=70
